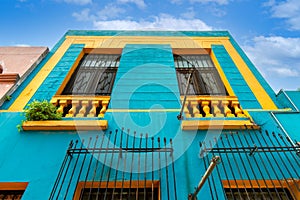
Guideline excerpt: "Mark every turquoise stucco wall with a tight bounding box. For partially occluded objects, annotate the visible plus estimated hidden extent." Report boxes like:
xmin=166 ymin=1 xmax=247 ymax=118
xmin=110 ymin=44 xmax=180 ymax=110
xmin=0 ymin=31 xmax=299 ymax=199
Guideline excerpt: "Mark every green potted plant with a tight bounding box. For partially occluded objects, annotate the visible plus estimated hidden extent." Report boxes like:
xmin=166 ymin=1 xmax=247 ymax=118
xmin=18 ymin=100 xmax=62 ymax=131
xmin=24 ymin=100 xmax=62 ymax=121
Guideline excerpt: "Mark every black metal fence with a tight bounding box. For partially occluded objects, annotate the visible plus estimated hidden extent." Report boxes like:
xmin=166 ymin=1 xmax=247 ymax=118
xmin=197 ymin=128 xmax=300 ymax=200
xmin=49 ymin=129 xmax=177 ymax=200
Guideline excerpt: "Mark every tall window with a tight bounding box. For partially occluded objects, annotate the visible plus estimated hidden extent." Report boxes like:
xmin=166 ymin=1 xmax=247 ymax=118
xmin=62 ymin=54 xmax=120 ymax=95
xmin=174 ymin=54 xmax=227 ymax=95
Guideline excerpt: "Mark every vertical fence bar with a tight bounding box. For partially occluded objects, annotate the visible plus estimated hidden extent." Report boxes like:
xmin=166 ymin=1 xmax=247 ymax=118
xmin=104 ymin=129 xmax=119 ymax=200
xmin=225 ymin=133 xmax=250 ymax=200
xmin=56 ymin=140 xmax=79 ymax=200
xmin=63 ymin=139 xmax=85 ymax=200
xmin=242 ymin=128 xmax=274 ymax=198
xmin=49 ymin=140 xmax=74 ymax=200
xmin=120 ymin=129 xmax=130 ymax=200
xmin=112 ymin=128 xmax=124 ymax=200
xmin=128 ymin=131 xmax=136 ymax=199
xmin=170 ymin=139 xmax=178 ymax=200
xmin=80 ymin=135 xmax=100 ymax=200
xmin=72 ymin=137 xmax=92 ymax=200
xmin=245 ymin=128 xmax=282 ymax=199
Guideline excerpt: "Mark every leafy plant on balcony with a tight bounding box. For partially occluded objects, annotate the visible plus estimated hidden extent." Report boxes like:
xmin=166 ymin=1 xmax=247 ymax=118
xmin=24 ymin=100 xmax=62 ymax=121
xmin=17 ymin=100 xmax=62 ymax=131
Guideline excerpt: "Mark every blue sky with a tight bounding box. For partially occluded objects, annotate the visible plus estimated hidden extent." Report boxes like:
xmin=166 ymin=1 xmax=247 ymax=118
xmin=0 ymin=0 xmax=299 ymax=92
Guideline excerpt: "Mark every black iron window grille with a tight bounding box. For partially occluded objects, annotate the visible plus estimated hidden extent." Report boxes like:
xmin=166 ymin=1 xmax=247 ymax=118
xmin=195 ymin=128 xmax=300 ymax=200
xmin=49 ymin=129 xmax=177 ymax=200
xmin=174 ymin=54 xmax=227 ymax=95
xmin=62 ymin=54 xmax=120 ymax=95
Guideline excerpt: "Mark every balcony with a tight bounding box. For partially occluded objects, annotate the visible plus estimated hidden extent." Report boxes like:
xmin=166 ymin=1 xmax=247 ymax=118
xmin=180 ymin=96 xmax=259 ymax=130
xmin=50 ymin=95 xmax=110 ymax=118
xmin=21 ymin=95 xmax=109 ymax=131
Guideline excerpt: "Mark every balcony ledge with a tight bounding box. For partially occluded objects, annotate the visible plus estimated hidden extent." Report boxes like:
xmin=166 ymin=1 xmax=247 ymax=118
xmin=22 ymin=120 xmax=108 ymax=131
xmin=181 ymin=119 xmax=259 ymax=130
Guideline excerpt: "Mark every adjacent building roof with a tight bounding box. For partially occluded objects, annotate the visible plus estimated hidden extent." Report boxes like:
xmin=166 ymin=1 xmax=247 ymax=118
xmin=0 ymin=46 xmax=48 ymax=105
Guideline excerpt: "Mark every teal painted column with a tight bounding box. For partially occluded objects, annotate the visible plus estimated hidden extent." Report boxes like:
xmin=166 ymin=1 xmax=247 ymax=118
xmin=212 ymin=45 xmax=261 ymax=109
xmin=110 ymin=44 xmax=181 ymax=109
xmin=29 ymin=44 xmax=85 ymax=103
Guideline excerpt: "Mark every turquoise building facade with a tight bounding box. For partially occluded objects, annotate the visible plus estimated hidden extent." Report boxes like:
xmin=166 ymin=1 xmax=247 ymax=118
xmin=0 ymin=30 xmax=299 ymax=199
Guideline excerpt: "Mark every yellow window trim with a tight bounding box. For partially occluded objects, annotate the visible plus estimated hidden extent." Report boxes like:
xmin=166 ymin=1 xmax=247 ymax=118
xmin=0 ymin=182 xmax=28 ymax=191
xmin=222 ymin=179 xmax=300 ymax=199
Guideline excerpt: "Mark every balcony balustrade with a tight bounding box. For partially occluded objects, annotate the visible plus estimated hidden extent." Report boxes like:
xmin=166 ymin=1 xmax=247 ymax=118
xmin=181 ymin=96 xmax=248 ymax=118
xmin=50 ymin=95 xmax=110 ymax=118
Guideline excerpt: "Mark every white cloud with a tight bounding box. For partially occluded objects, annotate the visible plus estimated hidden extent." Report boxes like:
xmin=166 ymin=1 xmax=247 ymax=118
xmin=61 ymin=0 xmax=92 ymax=5
xmin=117 ymin=0 xmax=146 ymax=9
xmin=72 ymin=8 xmax=95 ymax=21
xmin=93 ymin=14 xmax=213 ymax=30
xmin=268 ymin=68 xmax=299 ymax=77
xmin=15 ymin=44 xmax=31 ymax=47
xmin=268 ymin=0 xmax=300 ymax=30
xmin=97 ymin=4 xmax=126 ymax=20
xmin=190 ymin=0 xmax=230 ymax=5
xmin=170 ymin=0 xmax=183 ymax=4
xmin=243 ymin=36 xmax=300 ymax=78
xmin=181 ymin=7 xmax=196 ymax=19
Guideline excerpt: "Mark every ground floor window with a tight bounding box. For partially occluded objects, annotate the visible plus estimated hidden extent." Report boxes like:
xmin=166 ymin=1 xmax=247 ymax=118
xmin=0 ymin=182 xmax=28 ymax=200
xmin=74 ymin=181 xmax=160 ymax=200
xmin=225 ymin=188 xmax=293 ymax=200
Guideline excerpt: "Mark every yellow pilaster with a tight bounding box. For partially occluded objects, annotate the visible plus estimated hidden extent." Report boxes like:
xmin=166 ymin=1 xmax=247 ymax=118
xmin=221 ymin=40 xmax=277 ymax=109
xmin=8 ymin=38 xmax=75 ymax=111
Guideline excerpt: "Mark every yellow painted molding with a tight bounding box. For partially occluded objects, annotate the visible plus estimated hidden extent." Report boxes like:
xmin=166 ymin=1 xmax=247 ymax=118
xmin=221 ymin=40 xmax=277 ymax=110
xmin=0 ymin=182 xmax=28 ymax=191
xmin=244 ymin=108 xmax=292 ymax=112
xmin=67 ymin=35 xmax=230 ymax=48
xmin=106 ymin=109 xmax=181 ymax=112
xmin=8 ymin=38 xmax=75 ymax=112
xmin=181 ymin=119 xmax=259 ymax=130
xmin=22 ymin=120 xmax=108 ymax=131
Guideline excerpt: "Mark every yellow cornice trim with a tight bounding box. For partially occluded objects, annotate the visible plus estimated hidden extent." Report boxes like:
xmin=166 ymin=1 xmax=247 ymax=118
xmin=106 ymin=109 xmax=180 ymax=112
xmin=22 ymin=120 xmax=108 ymax=131
xmin=67 ymin=35 xmax=230 ymax=48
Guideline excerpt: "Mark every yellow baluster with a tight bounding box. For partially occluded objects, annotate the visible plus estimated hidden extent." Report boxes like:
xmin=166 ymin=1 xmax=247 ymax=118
xmin=87 ymin=100 xmax=99 ymax=117
xmin=191 ymin=100 xmax=202 ymax=118
xmin=231 ymin=101 xmax=246 ymax=117
xmin=221 ymin=100 xmax=235 ymax=117
xmin=56 ymin=99 xmax=67 ymax=114
xmin=66 ymin=100 xmax=79 ymax=117
xmin=212 ymin=100 xmax=224 ymax=117
xmin=76 ymin=100 xmax=89 ymax=117
xmin=201 ymin=101 xmax=213 ymax=117
xmin=183 ymin=100 xmax=191 ymax=118
xmin=98 ymin=100 xmax=109 ymax=118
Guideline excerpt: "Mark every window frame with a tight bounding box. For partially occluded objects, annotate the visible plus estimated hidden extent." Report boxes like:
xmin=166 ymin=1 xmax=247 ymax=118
xmin=56 ymin=48 xmax=123 ymax=96
xmin=73 ymin=181 xmax=161 ymax=200
xmin=173 ymin=51 xmax=228 ymax=96
xmin=62 ymin=53 xmax=120 ymax=96
xmin=0 ymin=182 xmax=28 ymax=200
